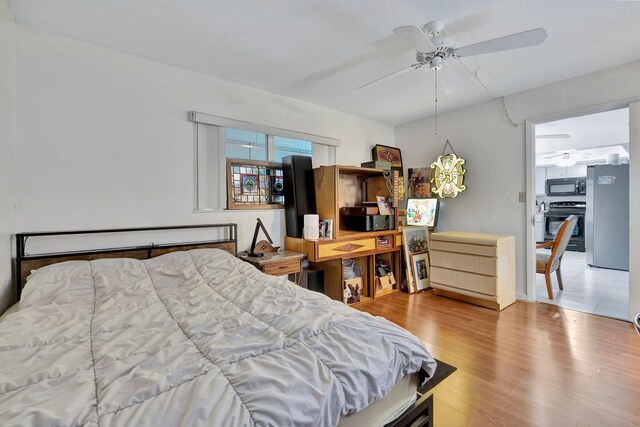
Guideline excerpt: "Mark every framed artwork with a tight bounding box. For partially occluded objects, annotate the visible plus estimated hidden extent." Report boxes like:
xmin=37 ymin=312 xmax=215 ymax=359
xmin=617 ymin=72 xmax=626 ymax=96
xmin=376 ymin=196 xmax=392 ymax=215
xmin=319 ymin=219 xmax=333 ymax=239
xmin=407 ymin=167 xmax=432 ymax=198
xmin=226 ymin=159 xmax=285 ymax=209
xmin=403 ymin=226 xmax=430 ymax=254
xmin=402 ymin=225 xmax=430 ymax=293
xmin=411 ymin=252 xmax=430 ymax=291
xmin=406 ymin=198 xmax=439 ymax=228
xmin=372 ymin=144 xmax=403 ymax=169
xmin=431 ymin=153 xmax=467 ymax=198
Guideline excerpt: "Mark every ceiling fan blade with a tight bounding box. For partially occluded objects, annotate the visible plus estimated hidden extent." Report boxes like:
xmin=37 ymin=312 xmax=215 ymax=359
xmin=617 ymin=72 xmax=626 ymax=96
xmin=358 ymin=64 xmax=421 ymax=89
xmin=454 ymin=28 xmax=547 ymax=58
xmin=393 ymin=26 xmax=436 ymax=53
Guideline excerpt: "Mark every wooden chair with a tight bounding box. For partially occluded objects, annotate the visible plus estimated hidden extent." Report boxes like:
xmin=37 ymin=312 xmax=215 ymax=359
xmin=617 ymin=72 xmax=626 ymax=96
xmin=536 ymin=215 xmax=578 ymax=299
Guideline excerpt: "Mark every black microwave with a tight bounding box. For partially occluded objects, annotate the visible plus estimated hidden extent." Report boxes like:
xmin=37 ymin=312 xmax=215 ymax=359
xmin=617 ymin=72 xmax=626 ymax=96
xmin=546 ymin=177 xmax=586 ymax=196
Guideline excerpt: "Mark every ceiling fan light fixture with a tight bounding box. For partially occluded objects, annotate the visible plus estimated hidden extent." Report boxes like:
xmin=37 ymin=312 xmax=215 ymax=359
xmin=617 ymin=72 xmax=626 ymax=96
xmin=555 ymin=153 xmax=576 ymax=167
xmin=430 ymin=56 xmax=443 ymax=71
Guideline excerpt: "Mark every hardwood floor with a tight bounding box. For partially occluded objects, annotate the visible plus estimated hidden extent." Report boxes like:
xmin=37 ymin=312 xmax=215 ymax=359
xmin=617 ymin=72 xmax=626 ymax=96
xmin=355 ymin=291 xmax=640 ymax=427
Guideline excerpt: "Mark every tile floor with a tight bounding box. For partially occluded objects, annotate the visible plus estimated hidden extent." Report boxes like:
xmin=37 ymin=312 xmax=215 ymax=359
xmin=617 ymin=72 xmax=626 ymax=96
xmin=535 ymin=250 xmax=629 ymax=320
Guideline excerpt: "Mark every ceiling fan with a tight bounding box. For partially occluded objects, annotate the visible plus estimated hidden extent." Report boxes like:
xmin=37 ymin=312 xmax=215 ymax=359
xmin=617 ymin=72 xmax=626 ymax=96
xmin=543 ymin=150 xmax=590 ymax=167
xmin=358 ymin=21 xmax=548 ymax=90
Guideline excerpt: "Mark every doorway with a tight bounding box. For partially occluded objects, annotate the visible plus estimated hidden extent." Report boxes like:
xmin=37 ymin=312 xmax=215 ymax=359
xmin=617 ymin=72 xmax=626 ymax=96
xmin=530 ymin=108 xmax=630 ymax=320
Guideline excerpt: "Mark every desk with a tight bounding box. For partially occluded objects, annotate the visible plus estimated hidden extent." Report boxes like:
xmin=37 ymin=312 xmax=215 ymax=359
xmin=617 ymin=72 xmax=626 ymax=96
xmin=238 ymin=250 xmax=305 ymax=283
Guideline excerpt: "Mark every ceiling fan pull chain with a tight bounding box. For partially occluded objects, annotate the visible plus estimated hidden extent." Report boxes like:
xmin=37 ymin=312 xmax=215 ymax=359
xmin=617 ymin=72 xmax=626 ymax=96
xmin=434 ymin=70 xmax=438 ymax=136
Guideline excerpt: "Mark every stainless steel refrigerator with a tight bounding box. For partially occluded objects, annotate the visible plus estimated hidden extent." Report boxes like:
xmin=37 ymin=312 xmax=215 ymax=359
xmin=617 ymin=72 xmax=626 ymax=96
xmin=586 ymin=164 xmax=629 ymax=270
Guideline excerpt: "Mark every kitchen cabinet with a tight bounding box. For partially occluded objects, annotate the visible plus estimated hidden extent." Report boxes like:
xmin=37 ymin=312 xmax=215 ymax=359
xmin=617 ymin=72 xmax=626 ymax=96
xmin=535 ymin=167 xmax=546 ymax=195
xmin=566 ymin=163 xmax=587 ymax=178
xmin=545 ymin=166 xmax=566 ymax=179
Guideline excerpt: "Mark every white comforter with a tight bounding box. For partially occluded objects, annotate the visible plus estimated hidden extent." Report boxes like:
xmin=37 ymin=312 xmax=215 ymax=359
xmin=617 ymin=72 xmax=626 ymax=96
xmin=0 ymin=249 xmax=436 ymax=426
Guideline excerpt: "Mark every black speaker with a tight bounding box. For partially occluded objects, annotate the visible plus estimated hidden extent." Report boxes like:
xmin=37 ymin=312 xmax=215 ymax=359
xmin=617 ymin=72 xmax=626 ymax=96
xmin=301 ymin=268 xmax=325 ymax=294
xmin=282 ymin=155 xmax=316 ymax=238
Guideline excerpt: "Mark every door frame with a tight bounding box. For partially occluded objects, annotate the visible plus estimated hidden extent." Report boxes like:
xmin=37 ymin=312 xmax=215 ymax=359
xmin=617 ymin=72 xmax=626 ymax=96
xmin=525 ymin=101 xmax=633 ymax=303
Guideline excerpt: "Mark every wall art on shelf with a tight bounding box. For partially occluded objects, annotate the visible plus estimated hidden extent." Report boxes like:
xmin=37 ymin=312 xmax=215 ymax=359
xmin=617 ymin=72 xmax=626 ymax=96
xmin=376 ymin=196 xmax=392 ymax=215
xmin=411 ymin=252 xmax=430 ymax=292
xmin=372 ymin=144 xmax=403 ymax=169
xmin=227 ymin=158 xmax=285 ymax=210
xmin=407 ymin=167 xmax=432 ymax=198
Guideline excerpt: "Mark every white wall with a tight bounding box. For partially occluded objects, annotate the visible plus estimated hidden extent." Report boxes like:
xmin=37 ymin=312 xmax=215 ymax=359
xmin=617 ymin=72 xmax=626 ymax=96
xmin=630 ymin=102 xmax=640 ymax=320
xmin=14 ymin=26 xmax=394 ymax=253
xmin=0 ymin=0 xmax=16 ymax=313
xmin=397 ymin=99 xmax=528 ymax=294
xmin=396 ymin=61 xmax=640 ymax=304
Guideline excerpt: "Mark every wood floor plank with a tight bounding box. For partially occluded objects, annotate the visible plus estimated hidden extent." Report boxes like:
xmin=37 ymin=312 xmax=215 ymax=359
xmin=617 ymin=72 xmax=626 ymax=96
xmin=355 ymin=291 xmax=640 ymax=427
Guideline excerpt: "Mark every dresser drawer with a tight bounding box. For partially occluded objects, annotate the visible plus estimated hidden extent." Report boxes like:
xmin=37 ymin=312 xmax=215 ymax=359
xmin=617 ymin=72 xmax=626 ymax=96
xmin=430 ymin=240 xmax=497 ymax=257
xmin=430 ymin=251 xmax=497 ymax=276
xmin=431 ymin=267 xmax=497 ymax=296
xmin=262 ymin=260 xmax=301 ymax=276
xmin=317 ymin=238 xmax=376 ymax=259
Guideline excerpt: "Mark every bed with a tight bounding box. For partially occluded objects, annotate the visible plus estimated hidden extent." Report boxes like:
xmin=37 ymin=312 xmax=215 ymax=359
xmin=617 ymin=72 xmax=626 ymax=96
xmin=1 ymin=224 xmax=437 ymax=426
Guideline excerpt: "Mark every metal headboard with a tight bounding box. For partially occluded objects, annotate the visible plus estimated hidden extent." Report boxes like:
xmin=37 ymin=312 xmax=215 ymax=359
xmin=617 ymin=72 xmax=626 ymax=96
xmin=15 ymin=223 xmax=237 ymax=300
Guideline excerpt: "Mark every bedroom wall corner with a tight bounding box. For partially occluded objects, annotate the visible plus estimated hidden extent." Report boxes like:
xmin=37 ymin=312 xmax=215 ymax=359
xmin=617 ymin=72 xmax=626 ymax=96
xmin=0 ymin=0 xmax=17 ymax=313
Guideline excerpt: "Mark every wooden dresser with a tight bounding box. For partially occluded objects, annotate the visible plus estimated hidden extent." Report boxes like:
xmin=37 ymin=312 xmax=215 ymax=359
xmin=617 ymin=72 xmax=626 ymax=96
xmin=429 ymin=231 xmax=516 ymax=311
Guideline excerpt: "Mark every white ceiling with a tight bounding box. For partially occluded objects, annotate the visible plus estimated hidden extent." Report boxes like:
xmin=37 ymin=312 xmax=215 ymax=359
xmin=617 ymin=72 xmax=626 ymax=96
xmin=7 ymin=0 xmax=640 ymax=125
xmin=535 ymin=107 xmax=629 ymax=166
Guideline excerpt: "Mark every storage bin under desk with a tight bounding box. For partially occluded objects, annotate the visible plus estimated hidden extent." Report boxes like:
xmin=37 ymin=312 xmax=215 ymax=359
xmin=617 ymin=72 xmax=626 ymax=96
xmin=429 ymin=231 xmax=516 ymax=311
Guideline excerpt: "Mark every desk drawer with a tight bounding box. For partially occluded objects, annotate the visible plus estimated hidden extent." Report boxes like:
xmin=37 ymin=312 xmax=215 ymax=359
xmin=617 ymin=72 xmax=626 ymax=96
xmin=430 ymin=251 xmax=497 ymax=276
xmin=262 ymin=260 xmax=300 ymax=276
xmin=317 ymin=238 xmax=376 ymax=259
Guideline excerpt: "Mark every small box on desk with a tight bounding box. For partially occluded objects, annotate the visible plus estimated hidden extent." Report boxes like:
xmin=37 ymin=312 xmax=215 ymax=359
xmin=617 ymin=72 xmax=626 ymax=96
xmin=377 ymin=273 xmax=396 ymax=291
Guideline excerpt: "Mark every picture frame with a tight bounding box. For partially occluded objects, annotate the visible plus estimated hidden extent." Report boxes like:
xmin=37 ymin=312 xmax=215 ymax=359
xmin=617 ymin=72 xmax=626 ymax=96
xmin=319 ymin=219 xmax=333 ymax=239
xmin=376 ymin=195 xmax=392 ymax=215
xmin=402 ymin=225 xmax=430 ymax=293
xmin=406 ymin=198 xmax=440 ymax=228
xmin=411 ymin=252 xmax=430 ymax=292
xmin=407 ymin=167 xmax=432 ymax=198
xmin=372 ymin=144 xmax=403 ymax=169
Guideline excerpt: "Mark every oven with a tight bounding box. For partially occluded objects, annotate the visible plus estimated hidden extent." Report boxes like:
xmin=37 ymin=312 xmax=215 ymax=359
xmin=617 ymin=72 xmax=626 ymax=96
xmin=544 ymin=201 xmax=586 ymax=252
xmin=546 ymin=177 xmax=586 ymax=196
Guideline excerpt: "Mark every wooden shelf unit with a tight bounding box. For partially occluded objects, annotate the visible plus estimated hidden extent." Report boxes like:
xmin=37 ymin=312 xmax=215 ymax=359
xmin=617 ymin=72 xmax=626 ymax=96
xmin=314 ymin=165 xmax=398 ymax=238
xmin=286 ymin=165 xmax=402 ymax=305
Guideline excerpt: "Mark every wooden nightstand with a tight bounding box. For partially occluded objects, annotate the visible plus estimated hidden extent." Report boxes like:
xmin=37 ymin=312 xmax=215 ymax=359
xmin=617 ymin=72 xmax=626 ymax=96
xmin=238 ymin=250 xmax=306 ymax=283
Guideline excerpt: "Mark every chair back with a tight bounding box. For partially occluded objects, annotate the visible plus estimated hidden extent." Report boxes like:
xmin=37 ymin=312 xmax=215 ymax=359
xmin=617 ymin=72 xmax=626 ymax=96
xmin=551 ymin=215 xmax=578 ymax=260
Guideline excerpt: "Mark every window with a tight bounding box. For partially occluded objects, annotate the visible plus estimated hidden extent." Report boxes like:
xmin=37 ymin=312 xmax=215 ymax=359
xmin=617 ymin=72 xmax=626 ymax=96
xmin=273 ymin=136 xmax=313 ymax=162
xmin=225 ymin=129 xmax=267 ymax=161
xmin=190 ymin=112 xmax=339 ymax=210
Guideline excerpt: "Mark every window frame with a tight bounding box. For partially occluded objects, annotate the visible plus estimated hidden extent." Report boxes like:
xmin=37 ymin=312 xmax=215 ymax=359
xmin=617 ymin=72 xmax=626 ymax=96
xmin=190 ymin=111 xmax=339 ymax=211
